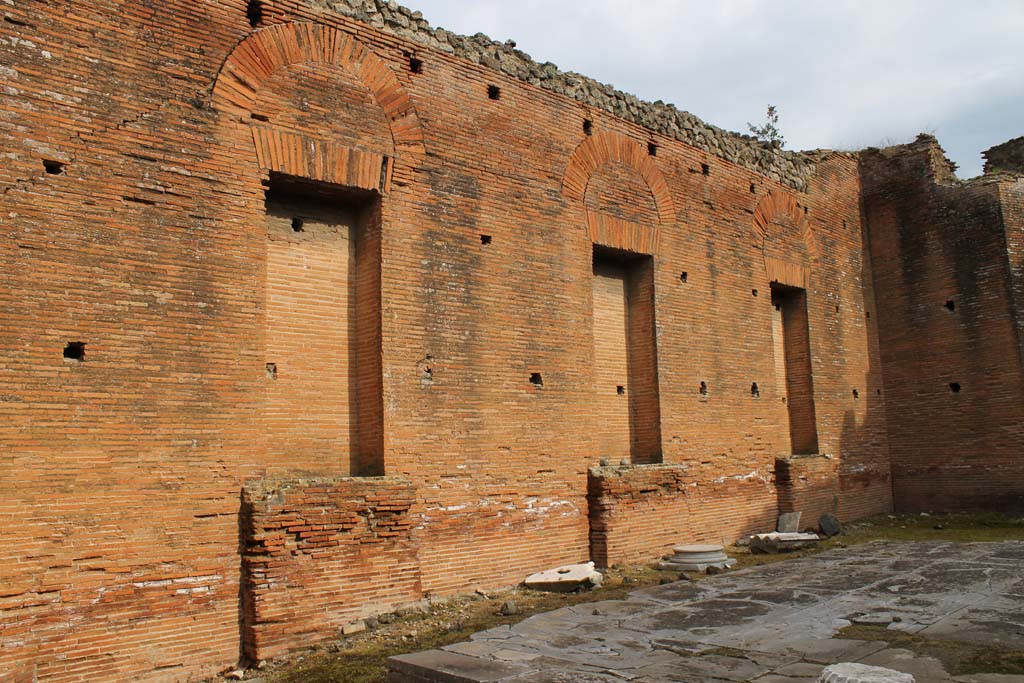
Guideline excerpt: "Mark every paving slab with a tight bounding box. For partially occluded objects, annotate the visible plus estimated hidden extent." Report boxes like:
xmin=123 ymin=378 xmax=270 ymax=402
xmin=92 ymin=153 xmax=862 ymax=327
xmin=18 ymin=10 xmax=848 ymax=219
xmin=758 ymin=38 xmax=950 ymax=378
xmin=389 ymin=542 xmax=1024 ymax=683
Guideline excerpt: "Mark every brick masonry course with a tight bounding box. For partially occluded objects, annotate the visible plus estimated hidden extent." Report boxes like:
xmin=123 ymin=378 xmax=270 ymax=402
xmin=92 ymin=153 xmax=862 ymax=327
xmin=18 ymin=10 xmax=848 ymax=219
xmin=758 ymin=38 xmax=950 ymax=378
xmin=0 ymin=1 xmax=1020 ymax=682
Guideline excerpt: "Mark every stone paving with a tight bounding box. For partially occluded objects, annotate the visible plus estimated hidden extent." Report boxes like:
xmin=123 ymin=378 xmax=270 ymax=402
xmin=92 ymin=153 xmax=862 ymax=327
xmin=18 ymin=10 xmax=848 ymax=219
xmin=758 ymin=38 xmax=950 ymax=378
xmin=389 ymin=542 xmax=1024 ymax=683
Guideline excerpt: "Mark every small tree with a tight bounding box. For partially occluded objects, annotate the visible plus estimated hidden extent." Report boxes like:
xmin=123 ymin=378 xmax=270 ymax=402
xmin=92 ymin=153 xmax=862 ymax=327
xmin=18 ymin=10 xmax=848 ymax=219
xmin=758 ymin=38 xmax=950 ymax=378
xmin=748 ymin=105 xmax=785 ymax=149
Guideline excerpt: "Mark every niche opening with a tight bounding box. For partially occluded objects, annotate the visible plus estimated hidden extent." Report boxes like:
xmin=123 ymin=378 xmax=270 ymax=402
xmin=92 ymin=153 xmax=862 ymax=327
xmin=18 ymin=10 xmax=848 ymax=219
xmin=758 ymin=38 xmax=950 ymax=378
xmin=592 ymin=245 xmax=662 ymax=465
xmin=43 ymin=159 xmax=66 ymax=175
xmin=770 ymin=283 xmax=819 ymax=454
xmin=487 ymin=84 xmax=501 ymax=100
xmin=529 ymin=372 xmax=544 ymax=387
xmin=263 ymin=173 xmax=384 ymax=476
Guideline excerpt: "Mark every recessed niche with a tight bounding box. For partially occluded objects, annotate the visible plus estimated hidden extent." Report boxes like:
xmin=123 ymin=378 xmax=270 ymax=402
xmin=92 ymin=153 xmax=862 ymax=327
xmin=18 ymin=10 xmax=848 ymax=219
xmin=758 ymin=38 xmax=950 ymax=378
xmin=647 ymin=142 xmax=658 ymax=157
xmin=63 ymin=342 xmax=85 ymax=362
xmin=43 ymin=159 xmax=65 ymax=175
xmin=250 ymin=113 xmax=270 ymax=122
xmin=616 ymin=385 xmax=626 ymax=395
xmin=944 ymin=300 xmax=956 ymax=312
xmin=751 ymin=382 xmax=760 ymax=397
xmin=949 ymin=382 xmax=962 ymax=393
xmin=291 ymin=216 xmax=304 ymax=232
xmin=246 ymin=0 xmax=263 ymax=28
xmin=409 ymin=56 xmax=424 ymax=74
xmin=487 ymin=84 xmax=501 ymax=100
xmin=701 ymin=163 xmax=710 ymax=176
xmin=866 ymin=311 xmax=871 ymax=319
xmin=699 ymin=381 xmax=708 ymax=396
xmin=529 ymin=372 xmax=543 ymax=387
xmin=752 ymin=289 xmax=759 ymax=297
xmin=583 ymin=119 xmax=593 ymax=136
xmin=480 ymin=234 xmax=492 ymax=245
xmin=265 ymin=362 xmax=277 ymax=380
xmin=680 ymin=272 xmax=688 ymax=283
xmin=853 ymin=389 xmax=860 ymax=399
xmin=750 ymin=183 xmax=757 ymax=194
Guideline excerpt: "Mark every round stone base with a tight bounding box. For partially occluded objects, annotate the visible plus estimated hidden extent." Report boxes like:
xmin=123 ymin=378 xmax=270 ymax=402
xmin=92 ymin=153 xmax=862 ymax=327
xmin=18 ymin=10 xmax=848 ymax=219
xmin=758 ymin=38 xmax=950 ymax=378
xmin=658 ymin=544 xmax=735 ymax=572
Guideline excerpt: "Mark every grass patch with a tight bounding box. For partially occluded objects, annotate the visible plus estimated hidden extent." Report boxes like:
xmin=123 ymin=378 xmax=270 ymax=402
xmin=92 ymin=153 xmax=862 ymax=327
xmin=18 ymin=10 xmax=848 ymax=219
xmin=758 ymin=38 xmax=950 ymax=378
xmin=839 ymin=624 xmax=1024 ymax=676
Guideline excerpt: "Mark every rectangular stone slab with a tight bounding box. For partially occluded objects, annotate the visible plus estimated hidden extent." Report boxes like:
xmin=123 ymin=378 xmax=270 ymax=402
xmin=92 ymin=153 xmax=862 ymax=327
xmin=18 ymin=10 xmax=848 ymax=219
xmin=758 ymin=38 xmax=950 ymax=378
xmin=389 ymin=650 xmax=533 ymax=683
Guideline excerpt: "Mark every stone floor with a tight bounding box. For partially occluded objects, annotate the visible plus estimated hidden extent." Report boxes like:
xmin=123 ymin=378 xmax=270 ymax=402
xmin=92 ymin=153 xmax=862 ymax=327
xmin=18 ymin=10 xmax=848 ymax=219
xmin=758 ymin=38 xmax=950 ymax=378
xmin=388 ymin=542 xmax=1024 ymax=683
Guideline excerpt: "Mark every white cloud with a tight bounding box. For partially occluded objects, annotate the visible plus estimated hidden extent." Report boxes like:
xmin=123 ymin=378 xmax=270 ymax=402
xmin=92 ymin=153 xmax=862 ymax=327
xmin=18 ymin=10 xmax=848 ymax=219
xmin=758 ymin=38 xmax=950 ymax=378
xmin=401 ymin=0 xmax=1024 ymax=177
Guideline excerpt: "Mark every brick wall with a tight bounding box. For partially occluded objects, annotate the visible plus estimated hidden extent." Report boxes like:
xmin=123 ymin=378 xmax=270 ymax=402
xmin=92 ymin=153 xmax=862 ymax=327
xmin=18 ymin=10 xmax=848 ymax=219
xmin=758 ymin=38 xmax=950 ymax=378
xmin=861 ymin=137 xmax=1024 ymax=513
xmin=0 ymin=0 xmax=908 ymax=680
xmin=240 ymin=477 xmax=422 ymax=662
xmin=588 ymin=464 xmax=780 ymax=567
xmin=776 ymin=454 xmax=840 ymax=523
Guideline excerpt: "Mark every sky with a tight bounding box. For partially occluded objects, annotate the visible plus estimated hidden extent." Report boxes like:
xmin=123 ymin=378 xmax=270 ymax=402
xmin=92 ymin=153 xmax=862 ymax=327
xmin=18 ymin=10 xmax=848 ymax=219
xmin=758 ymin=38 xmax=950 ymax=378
xmin=400 ymin=0 xmax=1024 ymax=178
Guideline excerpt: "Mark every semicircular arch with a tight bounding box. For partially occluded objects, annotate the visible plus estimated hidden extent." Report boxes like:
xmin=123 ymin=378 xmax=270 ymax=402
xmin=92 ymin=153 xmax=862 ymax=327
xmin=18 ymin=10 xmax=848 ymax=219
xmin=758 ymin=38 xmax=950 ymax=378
xmin=211 ymin=22 xmax=424 ymax=159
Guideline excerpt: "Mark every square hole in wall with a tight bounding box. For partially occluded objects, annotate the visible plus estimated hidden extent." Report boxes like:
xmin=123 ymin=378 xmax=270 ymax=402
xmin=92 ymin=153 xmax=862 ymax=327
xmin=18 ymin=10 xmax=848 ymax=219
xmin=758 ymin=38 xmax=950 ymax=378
xmin=583 ymin=119 xmax=593 ymax=136
xmin=487 ymin=84 xmax=501 ymax=100
xmin=480 ymin=234 xmax=492 ymax=245
xmin=63 ymin=342 xmax=85 ymax=362
xmin=409 ymin=56 xmax=424 ymax=74
xmin=246 ymin=0 xmax=263 ymax=27
xmin=529 ymin=372 xmax=543 ymax=387
xmin=43 ymin=159 xmax=66 ymax=175
xmin=647 ymin=142 xmax=658 ymax=157
xmin=701 ymin=163 xmax=710 ymax=176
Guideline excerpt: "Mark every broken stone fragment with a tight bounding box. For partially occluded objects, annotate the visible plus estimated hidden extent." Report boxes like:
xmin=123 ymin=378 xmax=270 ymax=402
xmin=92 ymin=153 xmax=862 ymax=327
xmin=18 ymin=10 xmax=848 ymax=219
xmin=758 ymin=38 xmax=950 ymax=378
xmin=524 ymin=562 xmax=603 ymax=592
xmin=820 ymin=513 xmax=842 ymax=537
xmin=749 ymin=532 xmax=820 ymax=554
xmin=817 ymin=662 xmax=915 ymax=683
xmin=849 ymin=612 xmax=895 ymax=626
xmin=342 ymin=620 xmax=367 ymax=636
xmin=778 ymin=511 xmax=802 ymax=533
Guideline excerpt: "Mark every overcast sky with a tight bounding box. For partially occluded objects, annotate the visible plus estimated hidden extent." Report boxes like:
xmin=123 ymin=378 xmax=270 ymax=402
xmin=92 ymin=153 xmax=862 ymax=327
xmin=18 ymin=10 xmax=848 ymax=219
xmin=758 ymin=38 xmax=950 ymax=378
xmin=401 ymin=0 xmax=1024 ymax=178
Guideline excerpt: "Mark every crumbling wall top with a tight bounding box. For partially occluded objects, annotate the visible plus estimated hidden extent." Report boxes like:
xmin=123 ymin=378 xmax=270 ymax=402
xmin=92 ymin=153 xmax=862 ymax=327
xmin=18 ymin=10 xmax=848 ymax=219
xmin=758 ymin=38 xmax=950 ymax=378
xmin=308 ymin=0 xmax=821 ymax=191
xmin=983 ymin=136 xmax=1024 ymax=177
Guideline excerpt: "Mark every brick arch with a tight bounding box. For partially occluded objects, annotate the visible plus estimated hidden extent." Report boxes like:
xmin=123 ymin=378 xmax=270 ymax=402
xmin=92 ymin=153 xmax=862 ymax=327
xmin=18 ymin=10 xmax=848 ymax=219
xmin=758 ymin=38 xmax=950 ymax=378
xmin=211 ymin=22 xmax=424 ymax=159
xmin=562 ymin=132 xmax=675 ymax=254
xmin=752 ymin=190 xmax=818 ymax=288
xmin=563 ymin=132 xmax=675 ymax=225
